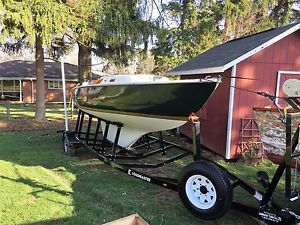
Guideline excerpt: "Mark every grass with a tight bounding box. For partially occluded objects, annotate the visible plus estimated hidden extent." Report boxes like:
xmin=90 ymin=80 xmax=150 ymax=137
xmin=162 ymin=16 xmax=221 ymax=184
xmin=0 ymin=131 xmax=299 ymax=225
xmin=0 ymin=102 xmax=75 ymax=119
xmin=0 ymin=103 xmax=299 ymax=224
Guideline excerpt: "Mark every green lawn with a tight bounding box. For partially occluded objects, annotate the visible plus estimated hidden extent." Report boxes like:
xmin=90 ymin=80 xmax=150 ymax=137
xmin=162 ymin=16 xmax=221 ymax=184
xmin=1 ymin=130 xmax=299 ymax=225
xmin=0 ymin=103 xmax=76 ymax=120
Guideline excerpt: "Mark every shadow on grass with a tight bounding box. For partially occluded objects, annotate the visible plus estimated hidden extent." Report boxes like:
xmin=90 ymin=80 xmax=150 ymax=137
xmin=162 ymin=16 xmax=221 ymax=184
xmin=0 ymin=175 xmax=73 ymax=197
xmin=0 ymin=131 xmax=268 ymax=225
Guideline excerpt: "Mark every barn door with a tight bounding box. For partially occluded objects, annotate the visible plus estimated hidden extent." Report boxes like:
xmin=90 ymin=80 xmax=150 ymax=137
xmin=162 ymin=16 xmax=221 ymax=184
xmin=275 ymin=71 xmax=300 ymax=107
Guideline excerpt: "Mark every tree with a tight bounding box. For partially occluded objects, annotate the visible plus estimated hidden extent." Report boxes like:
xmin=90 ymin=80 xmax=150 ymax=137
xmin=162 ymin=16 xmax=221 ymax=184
xmin=271 ymin=0 xmax=294 ymax=26
xmin=152 ymin=0 xmax=299 ymax=73
xmin=1 ymin=0 xmax=72 ymax=120
xmin=93 ymin=0 xmax=153 ymax=71
xmin=69 ymin=0 xmax=151 ymax=81
xmin=70 ymin=0 xmax=102 ymax=83
xmin=152 ymin=0 xmax=222 ymax=74
xmin=291 ymin=2 xmax=300 ymax=22
xmin=222 ymin=0 xmax=282 ymax=41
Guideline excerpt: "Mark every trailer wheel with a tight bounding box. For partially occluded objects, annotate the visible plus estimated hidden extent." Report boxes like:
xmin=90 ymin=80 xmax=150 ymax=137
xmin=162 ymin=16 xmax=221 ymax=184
xmin=178 ymin=160 xmax=232 ymax=220
xmin=63 ymin=132 xmax=75 ymax=156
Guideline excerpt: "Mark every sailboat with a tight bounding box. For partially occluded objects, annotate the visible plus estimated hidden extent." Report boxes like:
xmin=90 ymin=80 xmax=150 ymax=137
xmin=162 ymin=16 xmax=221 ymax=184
xmin=73 ymin=74 xmax=220 ymax=147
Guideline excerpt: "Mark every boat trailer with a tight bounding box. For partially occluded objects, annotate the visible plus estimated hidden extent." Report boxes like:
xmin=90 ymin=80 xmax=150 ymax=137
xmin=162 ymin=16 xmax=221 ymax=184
xmin=63 ymin=97 xmax=300 ymax=225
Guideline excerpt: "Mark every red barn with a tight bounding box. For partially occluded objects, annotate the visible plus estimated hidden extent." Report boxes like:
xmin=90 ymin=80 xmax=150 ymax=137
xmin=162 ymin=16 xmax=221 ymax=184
xmin=168 ymin=22 xmax=300 ymax=159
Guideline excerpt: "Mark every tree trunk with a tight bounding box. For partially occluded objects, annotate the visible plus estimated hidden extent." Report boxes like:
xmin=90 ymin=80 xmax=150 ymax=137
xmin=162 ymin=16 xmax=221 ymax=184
xmin=78 ymin=43 xmax=92 ymax=84
xmin=223 ymin=15 xmax=232 ymax=42
xmin=35 ymin=35 xmax=46 ymax=120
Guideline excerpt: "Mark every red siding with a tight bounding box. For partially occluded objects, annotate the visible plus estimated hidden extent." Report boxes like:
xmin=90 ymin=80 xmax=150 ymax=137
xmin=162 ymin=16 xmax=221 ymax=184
xmin=45 ymin=82 xmax=77 ymax=102
xmin=22 ymin=80 xmax=77 ymax=103
xmin=23 ymin=80 xmax=34 ymax=103
xmin=229 ymin=30 xmax=300 ymax=158
xmin=180 ymin=69 xmax=231 ymax=156
xmin=180 ymin=30 xmax=300 ymax=159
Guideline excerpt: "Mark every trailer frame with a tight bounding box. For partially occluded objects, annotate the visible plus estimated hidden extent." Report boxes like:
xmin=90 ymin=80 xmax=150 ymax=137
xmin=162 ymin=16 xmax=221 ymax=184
xmin=63 ymin=97 xmax=300 ymax=224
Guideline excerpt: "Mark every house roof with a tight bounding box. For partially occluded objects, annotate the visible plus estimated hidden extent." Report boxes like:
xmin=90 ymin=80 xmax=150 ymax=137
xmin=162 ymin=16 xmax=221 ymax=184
xmin=0 ymin=60 xmax=100 ymax=81
xmin=167 ymin=23 xmax=300 ymax=75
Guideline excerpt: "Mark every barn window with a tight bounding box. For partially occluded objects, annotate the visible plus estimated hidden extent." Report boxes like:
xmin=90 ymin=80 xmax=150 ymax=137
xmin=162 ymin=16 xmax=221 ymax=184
xmin=48 ymin=80 xmax=62 ymax=89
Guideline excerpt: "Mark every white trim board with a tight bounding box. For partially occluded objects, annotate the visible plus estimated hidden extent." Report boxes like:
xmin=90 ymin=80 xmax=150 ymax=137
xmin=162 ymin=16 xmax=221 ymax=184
xmin=225 ymin=65 xmax=236 ymax=159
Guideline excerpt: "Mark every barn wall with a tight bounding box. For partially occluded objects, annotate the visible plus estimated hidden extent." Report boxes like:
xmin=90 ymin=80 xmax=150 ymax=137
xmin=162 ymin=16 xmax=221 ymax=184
xmin=229 ymin=30 xmax=300 ymax=158
xmin=180 ymin=69 xmax=231 ymax=157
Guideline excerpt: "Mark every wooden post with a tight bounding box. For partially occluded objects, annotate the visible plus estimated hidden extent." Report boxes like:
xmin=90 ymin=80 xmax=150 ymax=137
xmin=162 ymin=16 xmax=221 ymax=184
xmin=71 ymin=98 xmax=74 ymax=119
xmin=6 ymin=101 xmax=11 ymax=119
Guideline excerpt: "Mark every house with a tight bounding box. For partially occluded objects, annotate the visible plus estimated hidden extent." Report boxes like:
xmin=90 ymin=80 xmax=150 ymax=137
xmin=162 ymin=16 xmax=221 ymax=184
xmin=0 ymin=60 xmax=96 ymax=103
xmin=167 ymin=22 xmax=300 ymax=159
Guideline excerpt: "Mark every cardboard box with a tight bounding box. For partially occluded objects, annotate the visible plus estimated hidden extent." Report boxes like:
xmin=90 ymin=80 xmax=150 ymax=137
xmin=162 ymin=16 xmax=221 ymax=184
xmin=103 ymin=214 xmax=150 ymax=225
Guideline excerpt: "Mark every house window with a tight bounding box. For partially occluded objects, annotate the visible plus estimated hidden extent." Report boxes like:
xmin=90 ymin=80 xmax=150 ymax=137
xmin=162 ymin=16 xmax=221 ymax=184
xmin=0 ymin=80 xmax=20 ymax=92
xmin=48 ymin=80 xmax=62 ymax=89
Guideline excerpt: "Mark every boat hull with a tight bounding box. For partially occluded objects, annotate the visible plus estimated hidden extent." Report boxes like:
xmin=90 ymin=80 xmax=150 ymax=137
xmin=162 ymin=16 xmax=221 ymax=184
xmin=75 ymin=82 xmax=218 ymax=120
xmin=81 ymin=107 xmax=186 ymax=147
xmin=74 ymin=76 xmax=219 ymax=148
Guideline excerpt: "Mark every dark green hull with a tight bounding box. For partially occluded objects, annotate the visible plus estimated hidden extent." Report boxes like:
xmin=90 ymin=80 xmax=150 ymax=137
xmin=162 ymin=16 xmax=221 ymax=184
xmin=74 ymin=82 xmax=218 ymax=120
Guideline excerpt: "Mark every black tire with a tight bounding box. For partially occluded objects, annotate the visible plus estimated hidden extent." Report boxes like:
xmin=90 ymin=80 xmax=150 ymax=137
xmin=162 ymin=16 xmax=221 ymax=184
xmin=63 ymin=132 xmax=76 ymax=156
xmin=178 ymin=160 xmax=233 ymax=220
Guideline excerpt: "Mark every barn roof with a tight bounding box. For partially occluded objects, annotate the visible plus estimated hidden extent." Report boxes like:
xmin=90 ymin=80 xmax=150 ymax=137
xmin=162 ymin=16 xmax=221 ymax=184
xmin=0 ymin=60 xmax=100 ymax=81
xmin=167 ymin=23 xmax=300 ymax=75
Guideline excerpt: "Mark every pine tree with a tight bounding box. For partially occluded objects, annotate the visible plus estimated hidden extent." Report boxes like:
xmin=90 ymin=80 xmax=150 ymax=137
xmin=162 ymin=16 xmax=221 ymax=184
xmin=1 ymin=0 xmax=72 ymax=120
xmin=70 ymin=0 xmax=102 ymax=83
xmin=271 ymin=0 xmax=294 ymax=26
xmin=152 ymin=0 xmax=293 ymax=73
xmin=70 ymin=0 xmax=152 ymax=79
xmin=93 ymin=0 xmax=152 ymax=71
xmin=152 ymin=0 xmax=222 ymax=74
xmin=223 ymin=0 xmax=274 ymax=41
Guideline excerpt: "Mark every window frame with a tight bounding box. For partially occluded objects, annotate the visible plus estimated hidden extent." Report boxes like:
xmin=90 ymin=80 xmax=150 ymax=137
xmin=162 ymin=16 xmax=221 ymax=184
xmin=0 ymin=80 xmax=20 ymax=92
xmin=48 ymin=80 xmax=63 ymax=90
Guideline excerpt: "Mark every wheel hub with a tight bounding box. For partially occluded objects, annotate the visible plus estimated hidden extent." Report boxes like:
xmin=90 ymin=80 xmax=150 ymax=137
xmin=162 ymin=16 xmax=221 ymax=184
xmin=186 ymin=174 xmax=217 ymax=210
xmin=200 ymin=186 xmax=208 ymax=194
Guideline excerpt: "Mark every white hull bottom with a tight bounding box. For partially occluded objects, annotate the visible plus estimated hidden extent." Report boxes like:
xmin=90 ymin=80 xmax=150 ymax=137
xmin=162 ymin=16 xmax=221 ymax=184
xmin=81 ymin=108 xmax=187 ymax=148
